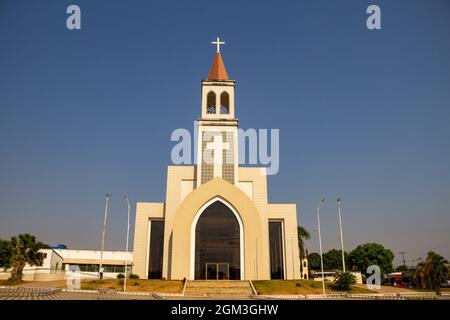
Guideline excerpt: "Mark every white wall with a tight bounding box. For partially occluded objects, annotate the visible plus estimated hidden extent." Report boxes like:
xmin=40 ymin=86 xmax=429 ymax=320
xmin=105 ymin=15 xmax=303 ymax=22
xmin=1 ymin=249 xmax=134 ymax=281
xmin=54 ymin=249 xmax=132 ymax=262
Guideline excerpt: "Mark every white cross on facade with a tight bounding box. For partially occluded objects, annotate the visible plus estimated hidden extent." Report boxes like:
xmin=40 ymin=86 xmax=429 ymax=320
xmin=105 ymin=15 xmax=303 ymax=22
xmin=206 ymin=134 xmax=229 ymax=178
xmin=211 ymin=36 xmax=225 ymax=53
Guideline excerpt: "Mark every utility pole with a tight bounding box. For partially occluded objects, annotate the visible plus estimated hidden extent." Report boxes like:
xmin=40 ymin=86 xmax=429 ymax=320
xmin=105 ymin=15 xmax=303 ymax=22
xmin=99 ymin=193 xmax=111 ymax=279
xmin=399 ymin=251 xmax=407 ymax=270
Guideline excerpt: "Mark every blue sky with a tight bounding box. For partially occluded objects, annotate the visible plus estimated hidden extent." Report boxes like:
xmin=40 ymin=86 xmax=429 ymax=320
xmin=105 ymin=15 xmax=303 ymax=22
xmin=0 ymin=0 xmax=449 ymax=267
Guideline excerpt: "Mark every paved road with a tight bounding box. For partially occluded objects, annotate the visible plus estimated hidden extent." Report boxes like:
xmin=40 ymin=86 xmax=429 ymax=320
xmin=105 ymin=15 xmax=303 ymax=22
xmin=2 ymin=285 xmax=449 ymax=300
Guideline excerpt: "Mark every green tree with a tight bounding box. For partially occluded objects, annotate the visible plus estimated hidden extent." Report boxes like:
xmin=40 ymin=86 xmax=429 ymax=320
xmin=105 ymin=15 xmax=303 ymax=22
xmin=349 ymin=243 xmax=394 ymax=275
xmin=2 ymin=234 xmax=45 ymax=282
xmin=323 ymin=249 xmax=349 ymax=270
xmin=308 ymin=252 xmax=321 ymax=271
xmin=330 ymin=271 xmax=356 ymax=291
xmin=422 ymin=251 xmax=449 ymax=293
xmin=0 ymin=239 xmax=11 ymax=268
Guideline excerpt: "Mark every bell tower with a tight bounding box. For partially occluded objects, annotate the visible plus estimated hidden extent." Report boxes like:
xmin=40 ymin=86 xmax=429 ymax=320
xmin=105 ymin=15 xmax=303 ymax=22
xmin=197 ymin=37 xmax=238 ymax=186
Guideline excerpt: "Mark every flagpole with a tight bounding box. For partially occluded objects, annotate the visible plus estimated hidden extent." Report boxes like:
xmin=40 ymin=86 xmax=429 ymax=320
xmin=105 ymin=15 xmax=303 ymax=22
xmin=316 ymin=196 xmax=326 ymax=295
xmin=123 ymin=194 xmax=131 ymax=292
xmin=99 ymin=193 xmax=110 ymax=280
xmin=337 ymin=198 xmax=346 ymax=272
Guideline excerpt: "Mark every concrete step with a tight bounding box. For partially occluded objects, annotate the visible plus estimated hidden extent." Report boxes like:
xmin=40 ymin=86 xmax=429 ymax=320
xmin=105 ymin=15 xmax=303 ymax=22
xmin=185 ymin=287 xmax=253 ymax=295
xmin=184 ymin=280 xmax=254 ymax=295
xmin=186 ymin=280 xmax=250 ymax=288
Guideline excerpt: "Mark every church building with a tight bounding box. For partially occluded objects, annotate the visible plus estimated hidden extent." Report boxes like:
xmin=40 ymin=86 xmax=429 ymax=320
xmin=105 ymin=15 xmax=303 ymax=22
xmin=133 ymin=38 xmax=301 ymax=280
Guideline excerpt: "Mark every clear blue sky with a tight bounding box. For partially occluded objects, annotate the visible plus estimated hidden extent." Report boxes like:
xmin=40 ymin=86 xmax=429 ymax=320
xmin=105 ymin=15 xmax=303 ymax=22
xmin=1 ymin=0 xmax=449 ymax=267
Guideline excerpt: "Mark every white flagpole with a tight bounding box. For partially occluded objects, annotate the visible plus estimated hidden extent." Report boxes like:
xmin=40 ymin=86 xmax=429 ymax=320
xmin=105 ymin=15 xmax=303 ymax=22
xmin=316 ymin=196 xmax=326 ymax=295
xmin=124 ymin=194 xmax=131 ymax=292
xmin=99 ymin=194 xmax=110 ymax=279
xmin=337 ymin=198 xmax=346 ymax=272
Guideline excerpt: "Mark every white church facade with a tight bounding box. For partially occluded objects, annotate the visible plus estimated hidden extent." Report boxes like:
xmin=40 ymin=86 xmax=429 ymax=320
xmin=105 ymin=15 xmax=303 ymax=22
xmin=132 ymin=39 xmax=302 ymax=280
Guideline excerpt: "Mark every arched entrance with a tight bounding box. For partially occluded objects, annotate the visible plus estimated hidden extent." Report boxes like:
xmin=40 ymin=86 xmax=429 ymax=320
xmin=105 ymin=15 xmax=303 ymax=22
xmin=172 ymin=178 xmax=263 ymax=280
xmin=193 ymin=200 xmax=242 ymax=280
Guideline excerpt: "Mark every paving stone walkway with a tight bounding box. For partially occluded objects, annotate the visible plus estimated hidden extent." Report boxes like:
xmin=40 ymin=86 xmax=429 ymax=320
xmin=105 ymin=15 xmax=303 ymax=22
xmin=0 ymin=287 xmax=156 ymax=300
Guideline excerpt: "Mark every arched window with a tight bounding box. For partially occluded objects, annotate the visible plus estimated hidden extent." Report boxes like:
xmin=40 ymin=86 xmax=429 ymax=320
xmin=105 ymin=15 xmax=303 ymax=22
xmin=220 ymin=92 xmax=229 ymax=114
xmin=207 ymin=92 xmax=216 ymax=114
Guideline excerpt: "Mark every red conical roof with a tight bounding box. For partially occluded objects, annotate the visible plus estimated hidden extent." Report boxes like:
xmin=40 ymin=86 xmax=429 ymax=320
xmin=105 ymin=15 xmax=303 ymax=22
xmin=208 ymin=52 xmax=229 ymax=81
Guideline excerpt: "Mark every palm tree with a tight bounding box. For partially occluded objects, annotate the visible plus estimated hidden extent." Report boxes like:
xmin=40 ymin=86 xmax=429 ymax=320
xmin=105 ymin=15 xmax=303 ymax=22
xmin=297 ymin=226 xmax=311 ymax=257
xmin=422 ymin=251 xmax=449 ymax=293
xmin=413 ymin=262 xmax=425 ymax=289
xmin=297 ymin=226 xmax=311 ymax=277
xmin=3 ymin=234 xmax=45 ymax=282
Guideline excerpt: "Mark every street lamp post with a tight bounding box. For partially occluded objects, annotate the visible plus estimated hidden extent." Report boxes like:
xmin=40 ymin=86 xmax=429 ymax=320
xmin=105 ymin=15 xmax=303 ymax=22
xmin=123 ymin=194 xmax=131 ymax=292
xmin=337 ymin=198 xmax=346 ymax=272
xmin=99 ymin=193 xmax=111 ymax=280
xmin=316 ymin=195 xmax=326 ymax=295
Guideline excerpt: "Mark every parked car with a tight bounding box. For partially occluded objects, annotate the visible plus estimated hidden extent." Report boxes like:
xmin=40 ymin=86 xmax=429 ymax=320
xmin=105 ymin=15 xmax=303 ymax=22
xmin=440 ymin=280 xmax=450 ymax=288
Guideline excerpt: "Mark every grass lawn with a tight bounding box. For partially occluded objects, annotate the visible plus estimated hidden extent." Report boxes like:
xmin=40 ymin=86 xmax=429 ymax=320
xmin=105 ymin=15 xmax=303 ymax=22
xmin=81 ymin=279 xmax=184 ymax=293
xmin=252 ymin=280 xmax=374 ymax=295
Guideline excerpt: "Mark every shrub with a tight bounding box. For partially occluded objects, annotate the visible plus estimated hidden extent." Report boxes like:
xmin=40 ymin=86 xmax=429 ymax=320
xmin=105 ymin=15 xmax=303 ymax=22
xmin=129 ymin=273 xmax=139 ymax=279
xmin=330 ymin=272 xmax=356 ymax=291
xmin=117 ymin=273 xmax=125 ymax=279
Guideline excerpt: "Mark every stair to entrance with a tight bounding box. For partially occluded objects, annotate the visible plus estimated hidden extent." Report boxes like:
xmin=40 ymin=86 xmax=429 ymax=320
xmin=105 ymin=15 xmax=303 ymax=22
xmin=184 ymin=280 xmax=254 ymax=295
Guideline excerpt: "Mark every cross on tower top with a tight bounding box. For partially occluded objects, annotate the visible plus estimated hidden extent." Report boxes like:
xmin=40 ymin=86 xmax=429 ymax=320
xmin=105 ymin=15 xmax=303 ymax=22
xmin=211 ymin=36 xmax=225 ymax=53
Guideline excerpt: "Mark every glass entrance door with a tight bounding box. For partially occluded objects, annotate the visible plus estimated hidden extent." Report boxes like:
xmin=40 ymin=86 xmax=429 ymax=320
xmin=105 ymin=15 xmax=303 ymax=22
xmin=195 ymin=201 xmax=241 ymax=280
xmin=206 ymin=263 xmax=217 ymax=280
xmin=218 ymin=263 xmax=229 ymax=280
xmin=205 ymin=263 xmax=229 ymax=280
